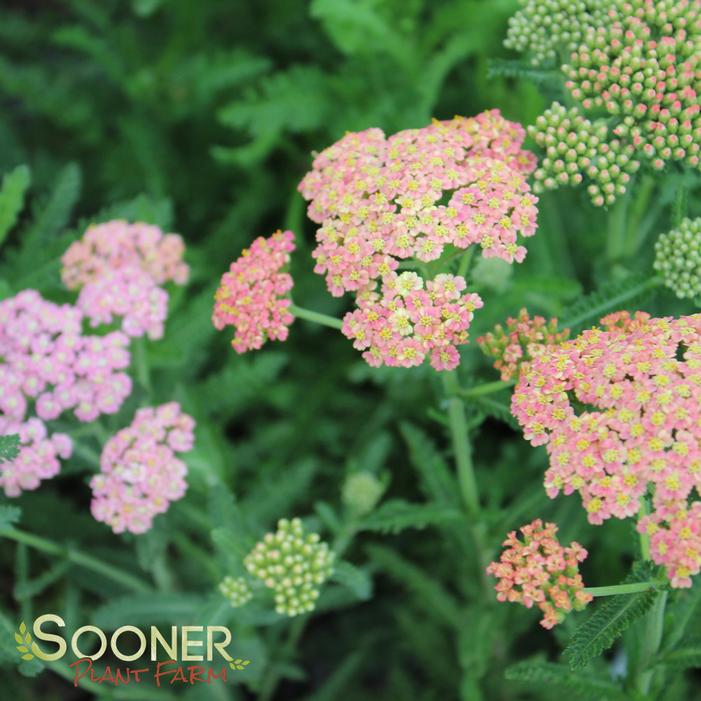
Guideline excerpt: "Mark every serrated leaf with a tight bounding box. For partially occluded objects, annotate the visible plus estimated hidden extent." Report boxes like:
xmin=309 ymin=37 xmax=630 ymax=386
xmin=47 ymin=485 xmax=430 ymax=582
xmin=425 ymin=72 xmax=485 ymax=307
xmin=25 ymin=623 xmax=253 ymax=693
xmin=564 ymin=563 xmax=659 ymax=670
xmin=16 ymin=645 xmax=27 ymax=653
xmin=0 ymin=434 xmax=20 ymax=464
xmin=0 ymin=165 xmax=30 ymax=246
xmin=358 ymin=499 xmax=463 ymax=535
xmin=330 ymin=561 xmax=372 ymax=601
xmin=399 ymin=422 xmax=459 ymax=506
xmin=487 ymin=59 xmax=564 ymax=90
xmin=21 ymin=653 xmax=33 ymax=660
xmin=14 ymin=633 xmax=22 ymax=644
xmin=561 ymin=274 xmax=658 ymax=330
xmin=505 ymin=661 xmax=627 ymax=700
xmin=0 ymin=504 xmax=22 ymax=529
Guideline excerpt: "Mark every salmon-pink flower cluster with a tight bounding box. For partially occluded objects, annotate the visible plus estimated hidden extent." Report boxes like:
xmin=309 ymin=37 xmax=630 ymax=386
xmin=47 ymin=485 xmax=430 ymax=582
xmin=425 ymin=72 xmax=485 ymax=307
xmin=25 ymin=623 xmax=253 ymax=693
xmin=512 ymin=311 xmax=701 ymax=586
xmin=0 ymin=290 xmax=132 ymax=496
xmin=486 ymin=519 xmax=592 ymax=628
xmin=478 ymin=308 xmax=570 ymax=381
xmin=90 ymin=402 xmax=195 ymax=534
xmin=61 ymin=220 xmax=189 ymax=339
xmin=299 ymin=111 xmax=538 ymax=369
xmin=299 ymin=111 xmax=537 ymax=297
xmin=212 ymin=230 xmax=295 ymax=353
xmin=343 ymin=272 xmax=483 ymax=370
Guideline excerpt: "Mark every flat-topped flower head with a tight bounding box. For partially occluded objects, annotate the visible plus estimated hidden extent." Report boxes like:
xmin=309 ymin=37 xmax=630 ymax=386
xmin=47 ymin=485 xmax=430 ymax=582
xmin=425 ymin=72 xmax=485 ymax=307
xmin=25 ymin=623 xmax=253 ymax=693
xmin=90 ymin=402 xmax=195 ymax=535
xmin=219 ymin=576 xmax=253 ymax=608
xmin=655 ymin=217 xmax=701 ymax=299
xmin=0 ymin=290 xmax=132 ymax=425
xmin=299 ymin=110 xmax=538 ymax=298
xmin=0 ymin=418 xmax=71 ymax=497
xmin=62 ymin=220 xmax=189 ymax=289
xmin=512 ymin=311 xmax=701 ymax=586
xmin=341 ymin=271 xmax=483 ymax=371
xmin=62 ymin=220 xmax=188 ymax=339
xmin=505 ymin=0 xmax=608 ymax=66
xmin=212 ymin=230 xmax=295 ymax=353
xmin=478 ymin=308 xmax=570 ymax=381
xmin=487 ymin=519 xmax=592 ymax=628
xmin=244 ymin=517 xmax=335 ymax=617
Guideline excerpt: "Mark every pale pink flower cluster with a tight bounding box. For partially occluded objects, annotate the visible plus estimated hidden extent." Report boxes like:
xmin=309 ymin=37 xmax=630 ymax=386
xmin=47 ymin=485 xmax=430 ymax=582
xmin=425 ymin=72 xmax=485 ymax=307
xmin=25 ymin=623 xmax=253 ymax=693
xmin=343 ymin=272 xmax=483 ymax=370
xmin=0 ymin=290 xmax=132 ymax=496
xmin=512 ymin=310 xmax=701 ymax=587
xmin=90 ymin=402 xmax=195 ymax=534
xmin=212 ymin=230 xmax=295 ymax=353
xmin=61 ymin=220 xmax=189 ymax=340
xmin=298 ymin=111 xmax=538 ymax=370
xmin=478 ymin=308 xmax=570 ymax=381
xmin=487 ymin=519 xmax=592 ymax=629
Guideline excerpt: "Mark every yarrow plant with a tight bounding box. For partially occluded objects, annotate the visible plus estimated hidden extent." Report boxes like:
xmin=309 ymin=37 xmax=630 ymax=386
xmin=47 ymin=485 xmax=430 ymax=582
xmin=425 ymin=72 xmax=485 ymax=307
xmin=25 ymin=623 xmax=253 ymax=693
xmin=212 ymin=230 xmax=295 ymax=353
xmin=478 ymin=308 xmax=570 ymax=381
xmin=0 ymin=290 xmax=131 ymax=496
xmin=297 ymin=110 xmax=539 ymax=369
xmin=244 ymin=518 xmax=335 ymax=617
xmin=486 ymin=519 xmax=592 ymax=628
xmin=90 ymin=402 xmax=195 ymax=534
xmin=654 ymin=216 xmax=701 ymax=299
xmin=61 ymin=220 xmax=189 ymax=339
xmin=522 ymin=0 xmax=701 ymax=205
xmin=512 ymin=311 xmax=701 ymax=587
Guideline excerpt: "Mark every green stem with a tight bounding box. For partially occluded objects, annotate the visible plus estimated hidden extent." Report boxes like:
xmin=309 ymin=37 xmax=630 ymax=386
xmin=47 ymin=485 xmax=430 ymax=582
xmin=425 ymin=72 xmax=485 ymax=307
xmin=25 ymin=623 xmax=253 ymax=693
xmin=583 ymin=582 xmax=657 ymax=597
xmin=457 ymin=247 xmax=475 ymax=279
xmin=135 ymin=337 xmax=152 ymax=395
xmin=606 ymin=193 xmax=631 ymax=263
xmin=623 ymin=174 xmax=656 ymax=257
xmin=441 ymin=372 xmax=479 ymax=519
xmin=636 ymin=591 xmax=668 ymax=695
xmin=289 ymin=303 xmax=343 ymax=330
xmin=458 ymin=380 xmax=514 ymax=399
xmin=639 ymin=495 xmax=651 ymax=561
xmin=0 ymin=528 xmax=152 ymax=592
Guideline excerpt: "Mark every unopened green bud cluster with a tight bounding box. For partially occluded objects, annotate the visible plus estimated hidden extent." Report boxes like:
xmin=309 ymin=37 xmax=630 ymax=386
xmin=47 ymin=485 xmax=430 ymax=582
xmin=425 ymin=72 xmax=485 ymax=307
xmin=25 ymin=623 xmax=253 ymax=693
xmin=654 ymin=217 xmax=701 ymax=300
xmin=521 ymin=0 xmax=701 ymax=205
xmin=244 ymin=518 xmax=335 ymax=617
xmin=342 ymin=471 xmax=384 ymax=515
xmin=218 ymin=576 xmax=253 ymax=608
xmin=530 ymin=103 xmax=639 ymax=206
xmin=504 ymin=0 xmax=607 ymax=66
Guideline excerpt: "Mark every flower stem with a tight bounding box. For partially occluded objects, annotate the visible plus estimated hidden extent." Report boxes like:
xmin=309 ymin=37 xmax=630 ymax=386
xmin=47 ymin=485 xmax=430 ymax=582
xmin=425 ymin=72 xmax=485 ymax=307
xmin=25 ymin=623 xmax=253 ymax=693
xmin=0 ymin=528 xmax=152 ymax=592
xmin=441 ymin=372 xmax=480 ymax=519
xmin=134 ymin=337 xmax=152 ymax=395
xmin=639 ymin=495 xmax=651 ymax=560
xmin=289 ymin=303 xmax=343 ymax=330
xmin=636 ymin=590 xmax=668 ymax=694
xmin=583 ymin=581 xmax=657 ymax=597
xmin=458 ymin=380 xmax=515 ymax=398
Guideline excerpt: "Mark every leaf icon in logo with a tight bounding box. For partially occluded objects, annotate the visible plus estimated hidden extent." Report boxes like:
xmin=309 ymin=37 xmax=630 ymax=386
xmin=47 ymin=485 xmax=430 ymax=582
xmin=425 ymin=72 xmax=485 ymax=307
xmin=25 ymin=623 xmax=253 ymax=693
xmin=229 ymin=658 xmax=252 ymax=671
xmin=15 ymin=622 xmax=34 ymax=661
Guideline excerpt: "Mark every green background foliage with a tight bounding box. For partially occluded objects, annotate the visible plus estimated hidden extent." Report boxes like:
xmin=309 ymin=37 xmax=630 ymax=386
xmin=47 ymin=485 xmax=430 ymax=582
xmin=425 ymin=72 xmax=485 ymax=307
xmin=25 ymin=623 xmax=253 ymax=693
xmin=1 ymin=1 xmax=700 ymax=700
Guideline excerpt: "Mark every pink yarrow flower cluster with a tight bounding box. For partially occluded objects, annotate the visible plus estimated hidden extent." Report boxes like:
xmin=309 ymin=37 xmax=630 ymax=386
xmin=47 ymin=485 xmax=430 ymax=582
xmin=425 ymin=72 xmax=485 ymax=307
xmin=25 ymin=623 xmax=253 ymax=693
xmin=212 ymin=230 xmax=295 ymax=353
xmin=0 ymin=290 xmax=132 ymax=496
xmin=61 ymin=220 xmax=189 ymax=340
xmin=478 ymin=308 xmax=570 ymax=381
xmin=299 ymin=110 xmax=539 ymax=370
xmin=487 ymin=519 xmax=592 ymax=629
xmin=512 ymin=310 xmax=701 ymax=587
xmin=90 ymin=403 xmax=195 ymax=534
